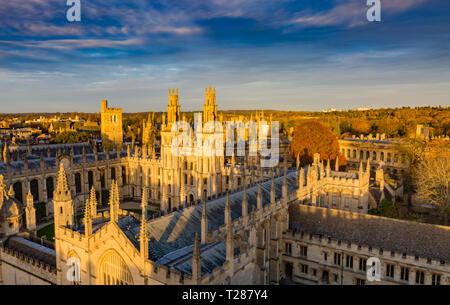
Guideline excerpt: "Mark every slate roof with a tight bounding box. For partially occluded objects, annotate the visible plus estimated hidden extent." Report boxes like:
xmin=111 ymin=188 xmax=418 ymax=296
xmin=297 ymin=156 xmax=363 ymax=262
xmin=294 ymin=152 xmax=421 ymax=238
xmin=289 ymin=204 xmax=450 ymax=262
xmin=3 ymin=235 xmax=56 ymax=267
xmin=83 ymin=170 xmax=300 ymax=275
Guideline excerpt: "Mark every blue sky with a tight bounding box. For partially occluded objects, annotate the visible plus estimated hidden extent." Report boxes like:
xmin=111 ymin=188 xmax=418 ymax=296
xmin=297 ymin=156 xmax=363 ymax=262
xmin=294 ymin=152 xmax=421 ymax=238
xmin=0 ymin=0 xmax=449 ymax=112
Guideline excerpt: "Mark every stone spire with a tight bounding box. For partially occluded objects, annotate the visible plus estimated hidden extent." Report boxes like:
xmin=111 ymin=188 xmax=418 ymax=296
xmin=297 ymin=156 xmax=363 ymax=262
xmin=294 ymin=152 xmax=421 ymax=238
xmin=192 ymin=233 xmax=202 ymax=283
xmin=8 ymin=185 xmax=14 ymax=198
xmin=282 ymin=166 xmax=288 ymax=199
xmin=84 ymin=198 xmax=92 ymax=237
xmin=241 ymin=182 xmax=248 ymax=222
xmin=201 ymin=198 xmax=208 ymax=244
xmin=225 ymin=192 xmax=234 ymax=262
xmin=3 ymin=143 xmax=9 ymax=163
xmin=326 ymin=159 xmax=331 ymax=176
xmin=296 ymin=154 xmax=300 ymax=169
xmin=54 ymin=162 xmax=70 ymax=202
xmin=25 ymin=190 xmax=36 ymax=233
xmin=225 ymin=192 xmax=232 ymax=225
xmin=366 ymin=157 xmax=371 ymax=174
xmin=109 ymin=180 xmax=119 ymax=223
xmin=270 ymin=175 xmax=276 ymax=204
xmin=89 ymin=186 xmax=97 ymax=218
xmin=53 ymin=163 xmax=74 ymax=229
xmin=249 ymin=180 xmax=258 ymax=211
xmin=335 ymin=156 xmax=339 ymax=171
xmin=140 ymin=189 xmax=149 ymax=259
xmin=297 ymin=168 xmax=304 ymax=201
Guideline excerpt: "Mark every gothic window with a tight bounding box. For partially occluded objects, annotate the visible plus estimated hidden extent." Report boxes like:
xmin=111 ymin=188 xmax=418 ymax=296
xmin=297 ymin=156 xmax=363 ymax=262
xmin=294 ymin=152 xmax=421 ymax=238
xmin=332 ymin=194 xmax=337 ymax=207
xmin=122 ymin=166 xmax=127 ymax=184
xmin=432 ymin=274 xmax=441 ymax=285
xmin=300 ymin=245 xmax=308 ymax=257
xmin=190 ymin=175 xmax=193 ymax=185
xmin=334 ymin=253 xmax=341 ymax=265
xmin=400 ymin=267 xmax=409 ymax=281
xmin=75 ymin=173 xmax=82 ymax=194
xmin=184 ymin=174 xmax=187 ymax=185
xmin=99 ymin=251 xmax=133 ymax=285
xmin=415 ymin=270 xmax=425 ymax=285
xmin=100 ymin=169 xmax=106 ymax=189
xmin=30 ymin=179 xmax=39 ymax=202
xmin=372 ymin=151 xmax=377 ymax=161
xmin=13 ymin=182 xmax=22 ymax=203
xmin=387 ymin=153 xmax=392 ymax=163
xmin=111 ymin=167 xmax=116 ymax=181
xmin=285 ymin=243 xmax=292 ymax=255
xmin=386 ymin=264 xmax=394 ymax=278
xmin=88 ymin=171 xmax=94 ymax=190
xmin=380 ymin=152 xmax=384 ymax=161
xmin=352 ymin=150 xmax=356 ymax=159
xmin=344 ymin=196 xmax=350 ymax=208
xmin=359 ymin=258 xmax=367 ymax=271
xmin=346 ymin=255 xmax=353 ymax=269
xmin=360 ymin=150 xmax=364 ymax=160
xmin=46 ymin=177 xmax=54 ymax=199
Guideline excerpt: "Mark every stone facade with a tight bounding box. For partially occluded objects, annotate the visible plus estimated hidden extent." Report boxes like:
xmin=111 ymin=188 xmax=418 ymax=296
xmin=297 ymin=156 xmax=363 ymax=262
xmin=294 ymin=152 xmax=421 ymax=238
xmin=101 ymin=100 xmax=123 ymax=150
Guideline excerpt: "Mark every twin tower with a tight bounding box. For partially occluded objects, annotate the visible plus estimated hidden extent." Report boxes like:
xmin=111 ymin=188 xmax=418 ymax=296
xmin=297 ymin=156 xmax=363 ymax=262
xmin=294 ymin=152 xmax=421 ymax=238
xmin=101 ymin=88 xmax=219 ymax=149
xmin=166 ymin=87 xmax=218 ymax=125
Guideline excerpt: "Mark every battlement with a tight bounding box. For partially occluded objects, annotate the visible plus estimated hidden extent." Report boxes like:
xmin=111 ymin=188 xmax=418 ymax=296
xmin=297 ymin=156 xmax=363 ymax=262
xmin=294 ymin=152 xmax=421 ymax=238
xmin=101 ymin=100 xmax=122 ymax=113
xmin=284 ymin=229 xmax=447 ymax=270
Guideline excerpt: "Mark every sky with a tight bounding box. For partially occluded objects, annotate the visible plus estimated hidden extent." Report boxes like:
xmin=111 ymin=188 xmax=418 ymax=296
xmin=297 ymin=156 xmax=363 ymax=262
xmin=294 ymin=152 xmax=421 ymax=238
xmin=0 ymin=0 xmax=449 ymax=113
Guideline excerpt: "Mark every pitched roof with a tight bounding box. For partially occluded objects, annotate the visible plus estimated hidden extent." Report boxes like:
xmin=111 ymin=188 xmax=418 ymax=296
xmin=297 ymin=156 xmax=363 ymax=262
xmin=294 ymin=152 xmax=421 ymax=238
xmin=289 ymin=204 xmax=450 ymax=262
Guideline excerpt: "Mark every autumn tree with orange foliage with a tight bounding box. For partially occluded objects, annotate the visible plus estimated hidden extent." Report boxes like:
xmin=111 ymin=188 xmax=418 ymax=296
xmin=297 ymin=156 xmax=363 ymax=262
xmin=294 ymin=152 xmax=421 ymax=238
xmin=291 ymin=121 xmax=346 ymax=168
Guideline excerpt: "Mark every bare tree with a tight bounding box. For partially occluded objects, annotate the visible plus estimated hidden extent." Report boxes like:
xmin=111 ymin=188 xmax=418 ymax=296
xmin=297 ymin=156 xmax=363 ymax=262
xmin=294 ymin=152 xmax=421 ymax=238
xmin=415 ymin=142 xmax=450 ymax=225
xmin=396 ymin=138 xmax=426 ymax=210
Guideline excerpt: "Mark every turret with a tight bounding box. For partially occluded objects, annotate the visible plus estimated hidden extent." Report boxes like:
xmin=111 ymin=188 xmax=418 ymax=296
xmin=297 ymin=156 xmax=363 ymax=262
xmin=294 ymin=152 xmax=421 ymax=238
xmin=83 ymin=198 xmax=92 ymax=237
xmin=89 ymin=186 xmax=97 ymax=218
xmin=201 ymin=198 xmax=208 ymax=244
xmin=192 ymin=233 xmax=202 ymax=284
xmin=109 ymin=180 xmax=119 ymax=223
xmin=257 ymin=183 xmax=263 ymax=211
xmin=25 ymin=190 xmax=36 ymax=234
xmin=241 ymin=183 xmax=248 ymax=225
xmin=225 ymin=192 xmax=234 ymax=263
xmin=53 ymin=163 xmax=74 ymax=229
xmin=140 ymin=189 xmax=149 ymax=259
xmin=335 ymin=156 xmax=339 ymax=171
xmin=270 ymin=175 xmax=276 ymax=204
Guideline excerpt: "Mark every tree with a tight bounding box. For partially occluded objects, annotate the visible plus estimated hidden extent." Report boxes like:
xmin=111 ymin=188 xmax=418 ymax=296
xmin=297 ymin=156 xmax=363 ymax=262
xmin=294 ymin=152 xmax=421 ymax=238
xmin=415 ymin=140 xmax=450 ymax=225
xmin=396 ymin=138 xmax=426 ymax=210
xmin=50 ymin=131 xmax=91 ymax=144
xmin=351 ymin=118 xmax=371 ymax=135
xmin=290 ymin=120 xmax=345 ymax=166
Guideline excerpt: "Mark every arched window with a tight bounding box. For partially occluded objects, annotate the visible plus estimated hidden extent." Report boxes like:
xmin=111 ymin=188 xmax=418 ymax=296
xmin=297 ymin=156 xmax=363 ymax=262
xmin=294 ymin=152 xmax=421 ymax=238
xmin=75 ymin=173 xmax=82 ymax=194
xmin=111 ymin=167 xmax=116 ymax=181
xmin=13 ymin=181 xmax=23 ymax=203
xmin=88 ymin=171 xmax=94 ymax=190
xmin=99 ymin=251 xmax=133 ymax=285
xmin=46 ymin=177 xmax=54 ymax=199
xmin=30 ymin=179 xmax=39 ymax=202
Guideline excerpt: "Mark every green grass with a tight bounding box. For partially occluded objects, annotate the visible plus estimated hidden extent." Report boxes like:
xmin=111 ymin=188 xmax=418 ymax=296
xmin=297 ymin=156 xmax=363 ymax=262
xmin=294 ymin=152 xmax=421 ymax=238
xmin=37 ymin=223 xmax=55 ymax=241
xmin=37 ymin=214 xmax=84 ymax=242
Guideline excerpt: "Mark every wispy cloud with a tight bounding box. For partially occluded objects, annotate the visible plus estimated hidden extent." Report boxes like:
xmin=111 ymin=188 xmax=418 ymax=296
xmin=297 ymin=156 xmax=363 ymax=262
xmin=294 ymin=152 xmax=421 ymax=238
xmin=290 ymin=0 xmax=427 ymax=28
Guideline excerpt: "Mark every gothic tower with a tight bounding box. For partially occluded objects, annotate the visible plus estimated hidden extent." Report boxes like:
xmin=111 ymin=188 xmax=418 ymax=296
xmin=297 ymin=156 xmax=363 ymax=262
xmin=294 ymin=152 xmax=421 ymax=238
xmin=203 ymin=86 xmax=217 ymax=123
xmin=167 ymin=88 xmax=181 ymax=126
xmin=101 ymin=99 xmax=123 ymax=150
